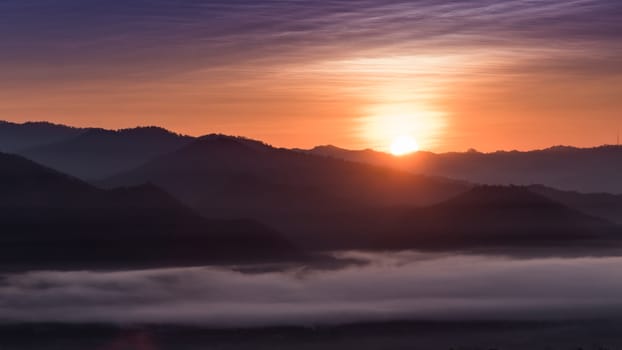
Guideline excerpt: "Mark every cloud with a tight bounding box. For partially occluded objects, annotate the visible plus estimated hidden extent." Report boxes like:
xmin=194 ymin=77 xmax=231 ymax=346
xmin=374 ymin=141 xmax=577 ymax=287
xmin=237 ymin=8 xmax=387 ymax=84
xmin=3 ymin=251 xmax=622 ymax=327
xmin=1 ymin=0 xmax=620 ymax=151
xmin=1 ymin=1 xmax=621 ymax=78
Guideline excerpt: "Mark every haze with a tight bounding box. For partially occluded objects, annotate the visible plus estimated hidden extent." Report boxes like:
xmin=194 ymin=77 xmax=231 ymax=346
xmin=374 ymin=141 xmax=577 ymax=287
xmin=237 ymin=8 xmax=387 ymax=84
xmin=6 ymin=252 xmax=622 ymax=326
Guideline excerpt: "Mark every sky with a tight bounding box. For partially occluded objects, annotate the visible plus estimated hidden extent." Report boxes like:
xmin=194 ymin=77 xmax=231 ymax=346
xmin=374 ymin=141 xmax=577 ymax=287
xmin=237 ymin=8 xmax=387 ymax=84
xmin=1 ymin=0 xmax=621 ymax=152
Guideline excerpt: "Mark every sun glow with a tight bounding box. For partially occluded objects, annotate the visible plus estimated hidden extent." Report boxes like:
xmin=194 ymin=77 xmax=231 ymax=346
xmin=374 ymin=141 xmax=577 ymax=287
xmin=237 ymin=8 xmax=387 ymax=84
xmin=358 ymin=105 xmax=447 ymax=153
xmin=295 ymin=54 xmax=462 ymax=152
xmin=390 ymin=135 xmax=419 ymax=156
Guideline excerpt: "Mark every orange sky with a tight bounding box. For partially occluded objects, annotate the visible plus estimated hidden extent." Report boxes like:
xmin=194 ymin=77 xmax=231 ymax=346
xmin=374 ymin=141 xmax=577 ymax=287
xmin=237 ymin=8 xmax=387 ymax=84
xmin=1 ymin=1 xmax=621 ymax=152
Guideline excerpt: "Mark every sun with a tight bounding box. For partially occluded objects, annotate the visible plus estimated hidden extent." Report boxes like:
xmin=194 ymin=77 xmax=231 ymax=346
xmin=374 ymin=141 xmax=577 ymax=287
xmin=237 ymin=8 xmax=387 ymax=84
xmin=390 ymin=135 xmax=419 ymax=156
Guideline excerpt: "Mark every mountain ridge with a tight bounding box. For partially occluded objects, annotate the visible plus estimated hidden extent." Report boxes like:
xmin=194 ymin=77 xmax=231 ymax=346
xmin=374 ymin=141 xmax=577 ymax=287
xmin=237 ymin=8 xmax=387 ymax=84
xmin=18 ymin=125 xmax=194 ymax=180
xmin=303 ymin=143 xmax=622 ymax=193
xmin=375 ymin=185 xmax=621 ymax=251
xmin=0 ymin=152 xmax=299 ymax=270
xmin=103 ymin=135 xmax=469 ymax=249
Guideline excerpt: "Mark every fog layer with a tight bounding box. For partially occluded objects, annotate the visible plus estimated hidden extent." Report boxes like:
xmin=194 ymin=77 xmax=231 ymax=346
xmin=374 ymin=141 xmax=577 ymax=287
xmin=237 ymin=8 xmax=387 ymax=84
xmin=3 ymin=251 xmax=622 ymax=326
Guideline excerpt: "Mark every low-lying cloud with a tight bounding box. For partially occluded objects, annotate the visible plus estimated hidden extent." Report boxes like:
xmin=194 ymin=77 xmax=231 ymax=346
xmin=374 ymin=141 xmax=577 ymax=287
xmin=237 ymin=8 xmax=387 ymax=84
xmin=3 ymin=251 xmax=622 ymax=327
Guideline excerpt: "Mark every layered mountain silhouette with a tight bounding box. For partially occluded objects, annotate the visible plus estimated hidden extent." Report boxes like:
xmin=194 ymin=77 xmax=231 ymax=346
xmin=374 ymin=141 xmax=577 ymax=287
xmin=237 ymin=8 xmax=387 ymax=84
xmin=6 ymin=120 xmax=622 ymax=193
xmin=0 ymin=153 xmax=297 ymax=270
xmin=99 ymin=134 xmax=622 ymax=251
xmin=375 ymin=186 xmax=620 ymax=250
xmin=304 ymin=144 xmax=622 ymax=193
xmin=102 ymin=134 xmax=468 ymax=248
xmin=0 ymin=120 xmax=86 ymax=152
xmin=19 ymin=126 xmax=194 ymax=180
xmin=4 ymin=120 xmax=622 ymax=255
xmin=527 ymin=185 xmax=622 ymax=225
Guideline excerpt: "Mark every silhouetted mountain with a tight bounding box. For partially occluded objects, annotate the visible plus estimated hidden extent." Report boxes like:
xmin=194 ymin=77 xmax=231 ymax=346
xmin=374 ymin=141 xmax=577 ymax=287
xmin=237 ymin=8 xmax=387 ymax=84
xmin=0 ymin=153 xmax=297 ymax=270
xmin=528 ymin=185 xmax=622 ymax=224
xmin=103 ymin=134 xmax=468 ymax=248
xmin=303 ymin=145 xmax=389 ymax=164
xmin=0 ymin=153 xmax=96 ymax=207
xmin=300 ymin=147 xmax=622 ymax=225
xmin=19 ymin=126 xmax=194 ymax=180
xmin=0 ymin=120 xmax=86 ymax=152
xmin=304 ymin=145 xmax=622 ymax=193
xmin=6 ymin=122 xmax=619 ymax=254
xmin=376 ymin=186 xmax=620 ymax=250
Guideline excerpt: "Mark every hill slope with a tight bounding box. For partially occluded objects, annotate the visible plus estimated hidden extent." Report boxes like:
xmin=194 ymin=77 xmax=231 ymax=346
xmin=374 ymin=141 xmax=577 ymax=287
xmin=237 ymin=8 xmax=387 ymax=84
xmin=0 ymin=153 xmax=297 ymax=270
xmin=376 ymin=186 xmax=620 ymax=250
xmin=20 ymin=127 xmax=194 ymax=180
xmin=527 ymin=185 xmax=622 ymax=225
xmin=0 ymin=120 xmax=86 ymax=152
xmin=305 ymin=145 xmax=622 ymax=193
xmin=103 ymin=135 xmax=469 ymax=248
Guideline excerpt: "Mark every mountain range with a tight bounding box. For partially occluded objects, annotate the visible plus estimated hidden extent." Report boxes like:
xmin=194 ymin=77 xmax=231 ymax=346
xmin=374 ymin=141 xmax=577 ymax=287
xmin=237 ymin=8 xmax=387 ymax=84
xmin=376 ymin=185 xmax=620 ymax=251
xmin=4 ymin=120 xmax=622 ymax=194
xmin=304 ymin=144 xmax=622 ymax=194
xmin=2 ymin=120 xmax=622 ymax=261
xmin=0 ymin=152 xmax=297 ymax=270
xmin=102 ymin=134 xmax=467 ymax=248
xmin=0 ymin=121 xmax=86 ymax=152
xmin=20 ymin=126 xmax=194 ymax=180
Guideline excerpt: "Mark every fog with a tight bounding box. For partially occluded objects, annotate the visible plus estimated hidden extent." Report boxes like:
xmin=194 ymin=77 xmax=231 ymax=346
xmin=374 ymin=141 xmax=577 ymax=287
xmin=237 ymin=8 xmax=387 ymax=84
xmin=3 ymin=251 xmax=622 ymax=327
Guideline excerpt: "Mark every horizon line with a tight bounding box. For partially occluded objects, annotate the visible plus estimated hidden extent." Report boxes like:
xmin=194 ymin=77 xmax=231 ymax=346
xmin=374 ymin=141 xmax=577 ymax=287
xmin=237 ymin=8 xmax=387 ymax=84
xmin=2 ymin=118 xmax=620 ymax=155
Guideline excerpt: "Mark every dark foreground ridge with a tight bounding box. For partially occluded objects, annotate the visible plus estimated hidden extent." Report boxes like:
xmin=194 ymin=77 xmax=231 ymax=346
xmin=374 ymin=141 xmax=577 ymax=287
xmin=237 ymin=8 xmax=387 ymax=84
xmin=1 ymin=320 xmax=622 ymax=350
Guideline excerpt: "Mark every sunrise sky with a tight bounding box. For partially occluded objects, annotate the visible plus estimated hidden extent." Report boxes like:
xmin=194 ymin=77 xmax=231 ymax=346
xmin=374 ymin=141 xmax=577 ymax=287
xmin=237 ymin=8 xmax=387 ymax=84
xmin=1 ymin=0 xmax=621 ymax=152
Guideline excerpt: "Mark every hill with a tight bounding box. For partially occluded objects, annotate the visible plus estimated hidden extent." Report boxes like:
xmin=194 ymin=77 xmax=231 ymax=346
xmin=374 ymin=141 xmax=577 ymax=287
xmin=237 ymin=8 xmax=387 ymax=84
xmin=528 ymin=185 xmax=622 ymax=224
xmin=19 ymin=126 xmax=194 ymax=180
xmin=103 ymin=135 xmax=468 ymax=248
xmin=376 ymin=186 xmax=621 ymax=251
xmin=0 ymin=153 xmax=297 ymax=270
xmin=0 ymin=120 xmax=86 ymax=152
xmin=304 ymin=145 xmax=622 ymax=193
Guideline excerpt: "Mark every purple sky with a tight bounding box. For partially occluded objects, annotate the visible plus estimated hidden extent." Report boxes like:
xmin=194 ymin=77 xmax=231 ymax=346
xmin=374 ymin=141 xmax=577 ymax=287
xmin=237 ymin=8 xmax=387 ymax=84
xmin=1 ymin=1 xmax=621 ymax=151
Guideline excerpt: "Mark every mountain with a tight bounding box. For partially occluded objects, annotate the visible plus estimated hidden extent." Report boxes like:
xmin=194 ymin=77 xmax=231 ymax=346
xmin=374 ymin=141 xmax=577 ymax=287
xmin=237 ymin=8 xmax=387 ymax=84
xmin=3 ymin=143 xmax=619 ymax=258
xmin=19 ymin=126 xmax=194 ymax=180
xmin=0 ymin=152 xmax=96 ymax=207
xmin=528 ymin=185 xmax=622 ymax=225
xmin=0 ymin=120 xmax=86 ymax=152
xmin=306 ymin=146 xmax=622 ymax=225
xmin=103 ymin=134 xmax=469 ymax=248
xmin=0 ymin=153 xmax=297 ymax=270
xmin=304 ymin=145 xmax=622 ymax=194
xmin=376 ymin=186 xmax=621 ymax=251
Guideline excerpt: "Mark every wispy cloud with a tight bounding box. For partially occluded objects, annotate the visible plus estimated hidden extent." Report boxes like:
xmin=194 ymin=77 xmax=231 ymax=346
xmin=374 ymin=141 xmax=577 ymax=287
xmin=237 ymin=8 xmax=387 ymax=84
xmin=1 ymin=1 xmax=620 ymax=150
xmin=2 ymin=1 xmax=620 ymax=79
